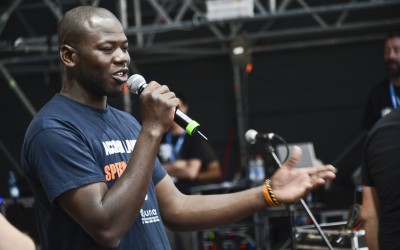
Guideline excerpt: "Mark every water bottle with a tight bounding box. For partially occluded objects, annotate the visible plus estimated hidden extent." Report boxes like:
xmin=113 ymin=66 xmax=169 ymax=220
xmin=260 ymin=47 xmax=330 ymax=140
xmin=8 ymin=171 xmax=20 ymax=199
xmin=248 ymin=156 xmax=257 ymax=182
xmin=255 ymin=154 xmax=265 ymax=181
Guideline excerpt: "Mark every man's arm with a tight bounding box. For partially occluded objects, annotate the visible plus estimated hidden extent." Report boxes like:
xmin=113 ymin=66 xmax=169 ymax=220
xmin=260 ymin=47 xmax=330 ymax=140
xmin=157 ymin=175 xmax=266 ymax=231
xmin=0 ymin=213 xmax=35 ymax=250
xmin=361 ymin=186 xmax=380 ymax=250
xmin=157 ymin=146 xmax=336 ymax=231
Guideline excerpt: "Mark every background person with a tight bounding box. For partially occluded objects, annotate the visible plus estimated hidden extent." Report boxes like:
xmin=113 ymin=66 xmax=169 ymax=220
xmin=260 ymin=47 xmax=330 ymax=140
xmin=361 ymin=107 xmax=400 ymax=250
xmin=158 ymin=93 xmax=222 ymax=249
xmin=362 ymin=33 xmax=400 ymax=131
xmin=158 ymin=93 xmax=222 ymax=194
xmin=360 ymin=33 xmax=400 ymax=250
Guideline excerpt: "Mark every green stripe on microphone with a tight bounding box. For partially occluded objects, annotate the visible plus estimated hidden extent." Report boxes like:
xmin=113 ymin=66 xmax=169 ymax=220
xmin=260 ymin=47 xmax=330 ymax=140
xmin=186 ymin=120 xmax=200 ymax=135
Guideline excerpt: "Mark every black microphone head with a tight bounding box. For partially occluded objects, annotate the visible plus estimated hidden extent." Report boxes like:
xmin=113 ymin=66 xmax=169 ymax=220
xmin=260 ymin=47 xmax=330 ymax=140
xmin=127 ymin=74 xmax=146 ymax=94
xmin=245 ymin=129 xmax=258 ymax=144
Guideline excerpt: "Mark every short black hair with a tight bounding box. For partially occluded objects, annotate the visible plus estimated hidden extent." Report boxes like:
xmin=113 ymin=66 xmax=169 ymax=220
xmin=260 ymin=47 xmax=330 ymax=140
xmin=58 ymin=6 xmax=117 ymax=49
xmin=386 ymin=32 xmax=400 ymax=41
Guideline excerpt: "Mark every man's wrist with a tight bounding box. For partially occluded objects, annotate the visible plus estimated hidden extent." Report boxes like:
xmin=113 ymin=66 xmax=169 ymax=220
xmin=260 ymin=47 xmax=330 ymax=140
xmin=262 ymin=179 xmax=284 ymax=207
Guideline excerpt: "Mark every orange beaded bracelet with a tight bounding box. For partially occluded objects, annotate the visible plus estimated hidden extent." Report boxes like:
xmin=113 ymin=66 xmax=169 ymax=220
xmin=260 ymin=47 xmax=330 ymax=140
xmin=263 ymin=179 xmax=283 ymax=207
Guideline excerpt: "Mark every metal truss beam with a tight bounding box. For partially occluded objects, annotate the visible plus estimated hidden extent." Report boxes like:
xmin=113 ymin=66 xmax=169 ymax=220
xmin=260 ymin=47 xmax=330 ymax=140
xmin=0 ymin=0 xmax=399 ymax=71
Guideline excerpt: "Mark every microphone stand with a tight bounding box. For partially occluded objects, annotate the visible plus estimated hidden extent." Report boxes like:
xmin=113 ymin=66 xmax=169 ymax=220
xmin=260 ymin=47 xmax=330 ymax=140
xmin=265 ymin=142 xmax=334 ymax=250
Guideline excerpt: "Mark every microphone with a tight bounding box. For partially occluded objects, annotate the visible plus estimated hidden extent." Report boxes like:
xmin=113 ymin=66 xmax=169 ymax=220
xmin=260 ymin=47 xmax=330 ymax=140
xmin=127 ymin=74 xmax=208 ymax=140
xmin=245 ymin=129 xmax=275 ymax=144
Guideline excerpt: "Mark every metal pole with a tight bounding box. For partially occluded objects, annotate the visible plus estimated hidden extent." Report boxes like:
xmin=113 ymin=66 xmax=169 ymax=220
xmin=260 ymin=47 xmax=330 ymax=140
xmin=117 ymin=0 xmax=132 ymax=113
xmin=232 ymin=64 xmax=248 ymax=171
xmin=0 ymin=140 xmax=24 ymax=177
xmin=0 ymin=64 xmax=37 ymax=117
xmin=117 ymin=0 xmax=128 ymax=29
xmin=133 ymin=0 xmax=144 ymax=47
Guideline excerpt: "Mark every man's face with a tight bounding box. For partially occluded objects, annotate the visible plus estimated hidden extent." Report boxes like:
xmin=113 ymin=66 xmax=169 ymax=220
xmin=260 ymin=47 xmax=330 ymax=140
xmin=384 ymin=36 xmax=400 ymax=78
xmin=74 ymin=15 xmax=130 ymax=97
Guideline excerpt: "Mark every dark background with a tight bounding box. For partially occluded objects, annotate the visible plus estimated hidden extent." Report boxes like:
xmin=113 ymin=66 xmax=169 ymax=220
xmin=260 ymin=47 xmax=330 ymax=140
xmin=0 ymin=39 xmax=386 ymax=203
xmin=0 ymin=0 xmax=398 ymax=218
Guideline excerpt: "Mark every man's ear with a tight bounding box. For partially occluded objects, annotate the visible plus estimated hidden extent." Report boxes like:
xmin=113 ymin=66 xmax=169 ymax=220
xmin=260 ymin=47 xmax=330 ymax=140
xmin=59 ymin=45 xmax=76 ymax=67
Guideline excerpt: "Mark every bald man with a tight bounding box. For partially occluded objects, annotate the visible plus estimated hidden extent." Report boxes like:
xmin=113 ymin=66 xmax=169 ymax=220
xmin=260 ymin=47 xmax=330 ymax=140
xmin=21 ymin=6 xmax=335 ymax=250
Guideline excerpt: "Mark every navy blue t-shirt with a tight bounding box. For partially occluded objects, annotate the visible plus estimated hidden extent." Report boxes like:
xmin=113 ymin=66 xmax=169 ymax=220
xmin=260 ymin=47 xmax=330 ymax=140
xmin=21 ymin=94 xmax=170 ymax=250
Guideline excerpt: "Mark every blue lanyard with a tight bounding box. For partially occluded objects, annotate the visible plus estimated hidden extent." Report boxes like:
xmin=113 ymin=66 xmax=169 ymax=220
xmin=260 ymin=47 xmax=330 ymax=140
xmin=166 ymin=131 xmax=186 ymax=161
xmin=389 ymin=82 xmax=400 ymax=109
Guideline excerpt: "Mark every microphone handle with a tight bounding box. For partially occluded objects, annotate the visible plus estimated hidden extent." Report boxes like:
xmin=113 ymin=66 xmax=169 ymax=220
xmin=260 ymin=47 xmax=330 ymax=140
xmin=130 ymin=80 xmax=207 ymax=140
xmin=175 ymin=109 xmax=200 ymax=136
xmin=174 ymin=110 xmax=207 ymax=140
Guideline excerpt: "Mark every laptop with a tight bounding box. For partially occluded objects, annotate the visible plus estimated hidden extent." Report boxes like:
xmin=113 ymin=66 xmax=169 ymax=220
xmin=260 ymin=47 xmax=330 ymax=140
xmin=275 ymin=142 xmax=318 ymax=168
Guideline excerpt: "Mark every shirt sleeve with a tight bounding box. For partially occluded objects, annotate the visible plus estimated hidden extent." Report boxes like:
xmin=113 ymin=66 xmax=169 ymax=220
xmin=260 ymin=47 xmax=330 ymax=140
xmin=29 ymin=128 xmax=105 ymax=203
xmin=153 ymin=158 xmax=167 ymax=185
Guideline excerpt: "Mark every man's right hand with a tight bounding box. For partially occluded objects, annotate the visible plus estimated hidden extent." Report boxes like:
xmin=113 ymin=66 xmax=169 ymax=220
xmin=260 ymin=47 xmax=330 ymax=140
xmin=139 ymin=81 xmax=180 ymax=137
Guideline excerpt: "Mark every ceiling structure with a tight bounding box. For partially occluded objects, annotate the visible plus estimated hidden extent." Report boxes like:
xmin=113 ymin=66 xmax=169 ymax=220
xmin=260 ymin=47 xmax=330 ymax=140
xmin=1 ymin=0 xmax=400 ymax=74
